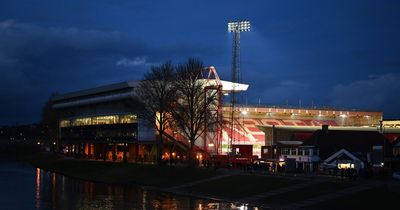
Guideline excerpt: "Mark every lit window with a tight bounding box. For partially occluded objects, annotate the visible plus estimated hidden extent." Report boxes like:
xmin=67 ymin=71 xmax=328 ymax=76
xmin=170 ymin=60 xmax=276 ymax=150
xmin=60 ymin=120 xmax=70 ymax=127
xmin=73 ymin=117 xmax=92 ymax=126
xmin=119 ymin=114 xmax=137 ymax=123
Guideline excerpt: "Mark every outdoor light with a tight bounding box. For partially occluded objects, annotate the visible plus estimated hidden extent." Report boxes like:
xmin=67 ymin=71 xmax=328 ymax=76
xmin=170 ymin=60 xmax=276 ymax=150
xmin=228 ymin=20 xmax=251 ymax=32
xmin=227 ymin=19 xmax=250 ymax=151
xmin=340 ymin=114 xmax=347 ymax=118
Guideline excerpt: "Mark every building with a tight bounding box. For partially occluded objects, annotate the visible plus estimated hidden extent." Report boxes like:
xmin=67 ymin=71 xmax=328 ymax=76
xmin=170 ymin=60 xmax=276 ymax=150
xmin=52 ymin=81 xmax=153 ymax=161
xmin=51 ymin=76 xmax=398 ymax=163
xmin=257 ymin=124 xmax=400 ymax=172
xmin=51 ymin=78 xmax=249 ymax=162
xmin=225 ymin=108 xmax=383 ymax=157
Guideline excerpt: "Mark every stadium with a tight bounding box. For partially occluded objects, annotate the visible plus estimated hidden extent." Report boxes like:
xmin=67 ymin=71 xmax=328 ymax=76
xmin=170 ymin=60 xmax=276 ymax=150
xmin=51 ymin=66 xmax=400 ymax=166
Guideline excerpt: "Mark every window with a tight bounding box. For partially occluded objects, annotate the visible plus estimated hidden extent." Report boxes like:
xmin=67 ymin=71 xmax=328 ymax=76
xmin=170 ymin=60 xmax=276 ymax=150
xmin=60 ymin=120 xmax=70 ymax=127
xmin=298 ymin=149 xmax=304 ymax=156
xmin=60 ymin=114 xmax=137 ymax=127
xmin=291 ymin=149 xmax=297 ymax=155
xmin=281 ymin=148 xmax=289 ymax=155
xmin=92 ymin=115 xmax=117 ymax=125
xmin=119 ymin=114 xmax=137 ymax=123
xmin=73 ymin=117 xmax=91 ymax=126
xmin=304 ymin=149 xmax=310 ymax=156
xmin=311 ymin=148 xmax=319 ymax=156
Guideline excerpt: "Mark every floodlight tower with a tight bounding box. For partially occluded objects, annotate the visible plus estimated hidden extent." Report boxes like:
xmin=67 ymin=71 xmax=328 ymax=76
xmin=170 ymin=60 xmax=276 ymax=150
xmin=227 ymin=20 xmax=250 ymax=153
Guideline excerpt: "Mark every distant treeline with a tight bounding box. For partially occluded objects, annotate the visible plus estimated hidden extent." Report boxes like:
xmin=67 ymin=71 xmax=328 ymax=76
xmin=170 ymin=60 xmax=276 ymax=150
xmin=0 ymin=142 xmax=42 ymax=161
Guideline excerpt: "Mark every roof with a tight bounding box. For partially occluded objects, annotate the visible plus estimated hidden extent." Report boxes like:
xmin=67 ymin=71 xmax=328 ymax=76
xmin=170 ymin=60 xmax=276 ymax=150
xmin=199 ymin=79 xmax=249 ymax=92
xmin=256 ymin=125 xmax=400 ymax=134
xmin=324 ymin=148 xmax=363 ymax=163
xmin=277 ymin=141 xmax=303 ymax=145
xmin=52 ymin=81 xmax=137 ymax=102
xmin=303 ymin=130 xmax=389 ymax=159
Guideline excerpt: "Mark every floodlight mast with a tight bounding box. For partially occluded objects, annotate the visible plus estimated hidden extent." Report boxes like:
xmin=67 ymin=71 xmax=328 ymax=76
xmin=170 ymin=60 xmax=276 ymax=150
xmin=227 ymin=20 xmax=250 ymax=154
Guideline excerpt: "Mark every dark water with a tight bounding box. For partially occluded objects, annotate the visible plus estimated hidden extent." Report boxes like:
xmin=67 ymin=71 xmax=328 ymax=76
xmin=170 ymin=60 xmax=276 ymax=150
xmin=0 ymin=160 xmax=257 ymax=210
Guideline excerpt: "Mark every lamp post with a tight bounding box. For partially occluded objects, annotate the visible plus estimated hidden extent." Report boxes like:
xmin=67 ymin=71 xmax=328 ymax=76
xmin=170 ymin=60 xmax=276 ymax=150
xmin=227 ymin=20 xmax=250 ymax=153
xmin=379 ymin=120 xmax=385 ymax=166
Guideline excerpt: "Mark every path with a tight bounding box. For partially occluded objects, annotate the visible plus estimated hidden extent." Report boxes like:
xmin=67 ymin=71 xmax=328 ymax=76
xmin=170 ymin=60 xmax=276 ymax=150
xmin=239 ymin=179 xmax=325 ymax=203
xmin=167 ymin=173 xmax=234 ymax=190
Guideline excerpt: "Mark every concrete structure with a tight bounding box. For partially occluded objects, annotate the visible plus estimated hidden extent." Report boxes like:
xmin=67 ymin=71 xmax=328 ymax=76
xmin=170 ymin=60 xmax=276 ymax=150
xmin=52 ymin=81 xmax=151 ymax=161
xmin=51 ymin=79 xmax=249 ymax=161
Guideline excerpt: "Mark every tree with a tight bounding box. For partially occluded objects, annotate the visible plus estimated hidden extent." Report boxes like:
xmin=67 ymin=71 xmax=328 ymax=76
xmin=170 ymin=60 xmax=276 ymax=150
xmin=172 ymin=58 xmax=218 ymax=165
xmin=41 ymin=92 xmax=60 ymax=152
xmin=135 ymin=61 xmax=176 ymax=165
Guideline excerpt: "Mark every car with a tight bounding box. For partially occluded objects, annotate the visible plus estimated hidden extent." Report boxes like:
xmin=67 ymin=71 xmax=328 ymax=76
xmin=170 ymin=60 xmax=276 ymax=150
xmin=392 ymin=171 xmax=400 ymax=180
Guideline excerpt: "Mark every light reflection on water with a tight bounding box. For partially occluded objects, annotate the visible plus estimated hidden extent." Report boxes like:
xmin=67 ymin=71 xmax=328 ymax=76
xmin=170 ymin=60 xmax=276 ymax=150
xmin=1 ymin=161 xmax=258 ymax=210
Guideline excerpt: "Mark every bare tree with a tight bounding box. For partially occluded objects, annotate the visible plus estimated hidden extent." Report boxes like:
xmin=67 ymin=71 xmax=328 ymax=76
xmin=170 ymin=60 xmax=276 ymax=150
xmin=135 ymin=61 xmax=176 ymax=165
xmin=172 ymin=58 xmax=218 ymax=165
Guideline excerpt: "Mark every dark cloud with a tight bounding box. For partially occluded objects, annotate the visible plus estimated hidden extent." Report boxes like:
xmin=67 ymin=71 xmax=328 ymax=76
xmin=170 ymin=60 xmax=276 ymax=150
xmin=0 ymin=19 xmax=226 ymax=125
xmin=1 ymin=0 xmax=400 ymax=124
xmin=254 ymin=80 xmax=311 ymax=106
xmin=330 ymin=73 xmax=400 ymax=117
xmin=0 ymin=20 xmax=153 ymax=124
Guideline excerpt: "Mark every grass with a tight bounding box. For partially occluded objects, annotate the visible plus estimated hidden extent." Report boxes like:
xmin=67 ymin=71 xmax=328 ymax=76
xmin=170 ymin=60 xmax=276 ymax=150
xmin=260 ymin=181 xmax=353 ymax=204
xmin=184 ymin=175 xmax=302 ymax=199
xmin=28 ymin=153 xmax=219 ymax=188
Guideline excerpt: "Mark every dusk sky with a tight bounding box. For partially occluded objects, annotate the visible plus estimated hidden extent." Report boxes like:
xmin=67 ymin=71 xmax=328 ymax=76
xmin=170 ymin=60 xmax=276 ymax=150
xmin=1 ymin=0 xmax=400 ymax=125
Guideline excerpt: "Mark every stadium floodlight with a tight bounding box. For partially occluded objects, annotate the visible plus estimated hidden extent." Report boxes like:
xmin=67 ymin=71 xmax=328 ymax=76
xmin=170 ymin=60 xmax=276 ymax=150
xmin=228 ymin=20 xmax=251 ymax=32
xmin=227 ymin=20 xmax=250 ymax=153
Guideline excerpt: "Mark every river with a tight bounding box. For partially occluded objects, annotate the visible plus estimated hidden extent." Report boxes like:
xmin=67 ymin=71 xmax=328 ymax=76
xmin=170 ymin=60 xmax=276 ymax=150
xmin=0 ymin=160 xmax=257 ymax=210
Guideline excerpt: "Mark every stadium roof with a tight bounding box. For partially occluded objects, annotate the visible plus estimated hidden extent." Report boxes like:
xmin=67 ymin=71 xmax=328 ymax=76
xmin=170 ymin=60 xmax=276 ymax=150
xmin=256 ymin=125 xmax=400 ymax=134
xmin=52 ymin=81 xmax=137 ymax=102
xmin=51 ymin=79 xmax=248 ymax=109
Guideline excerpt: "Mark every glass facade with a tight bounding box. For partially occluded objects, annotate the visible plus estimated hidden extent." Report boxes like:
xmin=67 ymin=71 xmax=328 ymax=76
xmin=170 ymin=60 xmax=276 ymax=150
xmin=60 ymin=114 xmax=137 ymax=128
xmin=60 ymin=114 xmax=138 ymax=143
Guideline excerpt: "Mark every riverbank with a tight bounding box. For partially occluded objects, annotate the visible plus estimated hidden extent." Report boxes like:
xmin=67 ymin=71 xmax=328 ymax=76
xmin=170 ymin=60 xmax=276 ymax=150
xmin=28 ymin=152 xmax=220 ymax=188
xmin=27 ymin=153 xmax=400 ymax=209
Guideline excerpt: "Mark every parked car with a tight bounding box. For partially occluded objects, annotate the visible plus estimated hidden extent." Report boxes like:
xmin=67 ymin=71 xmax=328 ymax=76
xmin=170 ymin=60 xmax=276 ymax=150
xmin=393 ymin=171 xmax=400 ymax=180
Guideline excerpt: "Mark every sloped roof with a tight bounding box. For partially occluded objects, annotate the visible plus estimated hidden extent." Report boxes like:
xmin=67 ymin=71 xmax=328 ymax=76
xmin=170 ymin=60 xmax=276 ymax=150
xmin=303 ymin=130 xmax=389 ymax=159
xmin=52 ymin=81 xmax=137 ymax=102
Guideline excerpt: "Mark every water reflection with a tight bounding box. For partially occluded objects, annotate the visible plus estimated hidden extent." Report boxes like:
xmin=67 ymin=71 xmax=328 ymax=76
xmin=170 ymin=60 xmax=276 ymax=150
xmin=36 ymin=168 xmax=41 ymax=209
xmin=31 ymin=167 xmax=260 ymax=210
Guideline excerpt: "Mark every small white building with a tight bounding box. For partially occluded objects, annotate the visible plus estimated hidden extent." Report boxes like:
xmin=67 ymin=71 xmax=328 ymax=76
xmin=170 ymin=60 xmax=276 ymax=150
xmin=278 ymin=141 xmax=320 ymax=172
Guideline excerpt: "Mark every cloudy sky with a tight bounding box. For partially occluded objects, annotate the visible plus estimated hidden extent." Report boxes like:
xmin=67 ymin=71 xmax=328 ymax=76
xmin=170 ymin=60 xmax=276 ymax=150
xmin=1 ymin=0 xmax=400 ymax=125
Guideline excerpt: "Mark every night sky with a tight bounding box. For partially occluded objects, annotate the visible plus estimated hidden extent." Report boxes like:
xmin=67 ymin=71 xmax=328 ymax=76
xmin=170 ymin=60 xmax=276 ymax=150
xmin=1 ymin=0 xmax=400 ymax=125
